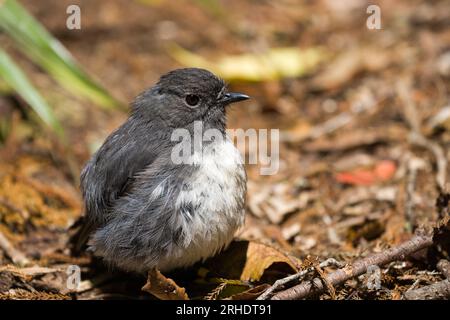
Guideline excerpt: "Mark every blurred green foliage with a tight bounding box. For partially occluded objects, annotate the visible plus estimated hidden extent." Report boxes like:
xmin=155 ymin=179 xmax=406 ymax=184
xmin=0 ymin=0 xmax=123 ymax=138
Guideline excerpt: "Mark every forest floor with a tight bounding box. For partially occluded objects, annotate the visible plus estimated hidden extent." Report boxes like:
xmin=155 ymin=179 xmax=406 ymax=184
xmin=0 ymin=0 xmax=449 ymax=300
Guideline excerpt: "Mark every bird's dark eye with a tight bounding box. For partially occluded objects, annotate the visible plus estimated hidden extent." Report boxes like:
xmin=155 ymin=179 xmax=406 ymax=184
xmin=185 ymin=94 xmax=200 ymax=106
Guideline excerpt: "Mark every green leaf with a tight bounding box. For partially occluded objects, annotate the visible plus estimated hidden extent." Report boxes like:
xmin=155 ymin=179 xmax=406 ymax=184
xmin=0 ymin=0 xmax=123 ymax=110
xmin=0 ymin=48 xmax=64 ymax=137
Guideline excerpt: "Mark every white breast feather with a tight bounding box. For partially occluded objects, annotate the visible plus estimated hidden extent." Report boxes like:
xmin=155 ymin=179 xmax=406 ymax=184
xmin=157 ymin=137 xmax=246 ymax=271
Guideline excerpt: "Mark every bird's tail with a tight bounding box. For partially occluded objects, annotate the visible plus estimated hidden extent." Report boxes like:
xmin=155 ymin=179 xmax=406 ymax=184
xmin=68 ymin=216 xmax=95 ymax=255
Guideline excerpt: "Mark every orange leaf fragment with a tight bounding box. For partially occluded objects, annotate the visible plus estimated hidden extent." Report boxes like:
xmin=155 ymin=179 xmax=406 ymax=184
xmin=335 ymin=160 xmax=396 ymax=186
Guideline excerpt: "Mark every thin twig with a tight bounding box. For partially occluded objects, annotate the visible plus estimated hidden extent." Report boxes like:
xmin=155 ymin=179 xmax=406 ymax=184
xmin=398 ymin=80 xmax=447 ymax=190
xmin=271 ymin=233 xmax=433 ymax=300
xmin=409 ymin=132 xmax=447 ymax=191
xmin=405 ymin=158 xmax=425 ymax=231
xmin=406 ymin=279 xmax=421 ymax=292
xmin=257 ymin=258 xmax=342 ymax=300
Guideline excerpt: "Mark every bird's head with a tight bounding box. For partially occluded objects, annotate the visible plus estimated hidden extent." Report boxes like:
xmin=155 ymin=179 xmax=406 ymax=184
xmin=132 ymin=68 xmax=249 ymax=132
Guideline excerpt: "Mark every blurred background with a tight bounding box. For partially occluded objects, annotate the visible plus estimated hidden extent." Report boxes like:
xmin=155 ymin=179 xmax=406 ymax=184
xmin=0 ymin=0 xmax=449 ymax=299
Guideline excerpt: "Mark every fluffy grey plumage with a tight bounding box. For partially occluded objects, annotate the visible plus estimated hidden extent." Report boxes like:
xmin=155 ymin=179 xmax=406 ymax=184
xmin=78 ymin=68 xmax=248 ymax=273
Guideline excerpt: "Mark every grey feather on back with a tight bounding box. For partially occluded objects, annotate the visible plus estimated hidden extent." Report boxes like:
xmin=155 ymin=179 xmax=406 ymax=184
xmin=88 ymin=153 xmax=197 ymax=271
xmin=78 ymin=111 xmax=171 ymax=249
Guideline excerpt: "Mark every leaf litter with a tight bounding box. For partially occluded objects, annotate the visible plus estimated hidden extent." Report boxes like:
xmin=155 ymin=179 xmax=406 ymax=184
xmin=0 ymin=0 xmax=449 ymax=300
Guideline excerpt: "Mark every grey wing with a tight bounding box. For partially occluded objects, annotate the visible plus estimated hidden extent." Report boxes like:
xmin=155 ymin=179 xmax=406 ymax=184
xmin=76 ymin=120 xmax=168 ymax=250
xmin=88 ymin=158 xmax=196 ymax=271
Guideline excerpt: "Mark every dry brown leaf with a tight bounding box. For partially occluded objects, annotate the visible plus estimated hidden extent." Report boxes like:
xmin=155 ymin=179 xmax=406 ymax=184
xmin=142 ymin=269 xmax=189 ymax=300
xmin=332 ymin=186 xmax=397 ymax=212
xmin=247 ymin=181 xmax=316 ymax=224
xmin=240 ymin=241 xmax=298 ymax=282
xmin=202 ymin=241 xmax=300 ymax=284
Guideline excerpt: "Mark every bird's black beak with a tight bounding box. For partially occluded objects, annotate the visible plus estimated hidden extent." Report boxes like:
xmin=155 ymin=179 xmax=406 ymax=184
xmin=221 ymin=92 xmax=250 ymax=105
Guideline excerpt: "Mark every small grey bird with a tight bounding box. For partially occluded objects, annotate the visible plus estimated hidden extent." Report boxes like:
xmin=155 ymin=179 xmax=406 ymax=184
xmin=77 ymin=68 xmax=248 ymax=273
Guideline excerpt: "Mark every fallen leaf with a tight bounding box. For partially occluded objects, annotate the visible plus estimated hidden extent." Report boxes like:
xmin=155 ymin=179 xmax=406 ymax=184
xmin=248 ymin=181 xmax=316 ymax=224
xmin=169 ymin=44 xmax=326 ymax=82
xmin=332 ymin=186 xmax=397 ymax=212
xmin=142 ymin=269 xmax=189 ymax=300
xmin=203 ymin=240 xmax=299 ymax=283
xmin=375 ymin=161 xmax=397 ymax=181
xmin=240 ymin=241 xmax=298 ymax=282
xmin=335 ymin=160 xmax=397 ymax=186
